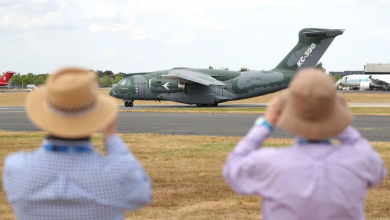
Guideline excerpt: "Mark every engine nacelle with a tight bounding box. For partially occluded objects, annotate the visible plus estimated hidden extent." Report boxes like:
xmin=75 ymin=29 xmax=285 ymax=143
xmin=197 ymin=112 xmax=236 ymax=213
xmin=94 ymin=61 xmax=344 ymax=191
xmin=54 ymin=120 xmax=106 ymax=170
xmin=360 ymin=81 xmax=372 ymax=90
xmin=149 ymin=78 xmax=185 ymax=93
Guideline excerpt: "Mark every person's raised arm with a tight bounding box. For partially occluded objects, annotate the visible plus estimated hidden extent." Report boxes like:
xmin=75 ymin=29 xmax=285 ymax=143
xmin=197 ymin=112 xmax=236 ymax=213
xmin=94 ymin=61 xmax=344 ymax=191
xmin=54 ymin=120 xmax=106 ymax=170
xmin=223 ymin=98 xmax=280 ymax=194
xmin=104 ymin=118 xmax=152 ymax=210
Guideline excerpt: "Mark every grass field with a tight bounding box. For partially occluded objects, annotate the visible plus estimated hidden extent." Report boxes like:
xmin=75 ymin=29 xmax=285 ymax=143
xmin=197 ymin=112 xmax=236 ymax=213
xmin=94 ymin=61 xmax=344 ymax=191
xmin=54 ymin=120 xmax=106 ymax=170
xmin=123 ymin=107 xmax=390 ymax=116
xmin=0 ymin=131 xmax=389 ymax=220
xmin=1 ymin=90 xmax=390 ymax=106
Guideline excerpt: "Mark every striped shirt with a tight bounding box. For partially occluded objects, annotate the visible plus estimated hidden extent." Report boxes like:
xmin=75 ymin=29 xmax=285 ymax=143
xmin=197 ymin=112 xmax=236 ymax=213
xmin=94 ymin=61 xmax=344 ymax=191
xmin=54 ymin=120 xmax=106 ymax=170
xmin=3 ymin=135 xmax=152 ymax=220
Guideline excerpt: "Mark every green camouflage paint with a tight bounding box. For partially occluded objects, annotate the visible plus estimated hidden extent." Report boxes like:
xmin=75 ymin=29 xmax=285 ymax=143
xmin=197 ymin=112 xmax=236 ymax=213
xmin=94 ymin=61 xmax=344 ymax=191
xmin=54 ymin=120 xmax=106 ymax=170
xmin=109 ymin=28 xmax=344 ymax=106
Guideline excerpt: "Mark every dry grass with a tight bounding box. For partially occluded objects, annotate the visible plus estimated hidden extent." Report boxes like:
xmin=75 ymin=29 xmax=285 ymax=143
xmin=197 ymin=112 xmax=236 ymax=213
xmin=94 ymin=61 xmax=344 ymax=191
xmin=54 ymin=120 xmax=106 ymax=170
xmin=1 ymin=90 xmax=390 ymax=106
xmin=0 ymin=131 xmax=389 ymax=219
xmin=229 ymin=92 xmax=390 ymax=104
xmin=121 ymin=107 xmax=390 ymax=116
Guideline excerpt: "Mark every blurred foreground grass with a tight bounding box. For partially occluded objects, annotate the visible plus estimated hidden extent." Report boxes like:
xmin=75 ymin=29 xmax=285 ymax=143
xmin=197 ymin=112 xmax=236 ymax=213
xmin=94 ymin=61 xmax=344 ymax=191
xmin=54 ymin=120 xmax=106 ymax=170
xmin=0 ymin=131 xmax=389 ymax=220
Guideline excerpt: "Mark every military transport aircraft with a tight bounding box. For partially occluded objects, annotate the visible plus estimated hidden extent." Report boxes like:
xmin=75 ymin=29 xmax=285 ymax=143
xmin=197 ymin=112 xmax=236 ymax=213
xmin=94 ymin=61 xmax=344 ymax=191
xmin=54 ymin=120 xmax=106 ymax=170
xmin=109 ymin=28 xmax=344 ymax=107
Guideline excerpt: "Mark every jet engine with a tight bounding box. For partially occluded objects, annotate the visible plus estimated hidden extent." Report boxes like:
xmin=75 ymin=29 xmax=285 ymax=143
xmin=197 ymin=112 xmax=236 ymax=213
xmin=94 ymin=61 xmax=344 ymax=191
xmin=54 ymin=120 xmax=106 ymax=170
xmin=149 ymin=78 xmax=185 ymax=93
xmin=360 ymin=81 xmax=372 ymax=90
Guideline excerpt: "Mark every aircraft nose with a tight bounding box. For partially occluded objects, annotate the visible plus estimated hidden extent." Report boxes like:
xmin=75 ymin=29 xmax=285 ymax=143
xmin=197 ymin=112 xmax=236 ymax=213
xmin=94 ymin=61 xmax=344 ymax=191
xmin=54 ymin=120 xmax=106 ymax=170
xmin=109 ymin=89 xmax=114 ymax=97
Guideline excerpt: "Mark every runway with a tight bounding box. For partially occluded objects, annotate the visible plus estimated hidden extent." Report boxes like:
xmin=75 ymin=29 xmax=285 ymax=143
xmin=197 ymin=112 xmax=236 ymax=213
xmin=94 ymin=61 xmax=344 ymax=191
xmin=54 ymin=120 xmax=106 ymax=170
xmin=0 ymin=106 xmax=389 ymax=141
xmin=2 ymin=102 xmax=390 ymax=112
xmin=0 ymin=89 xmax=27 ymax=93
xmin=1 ymin=88 xmax=389 ymax=94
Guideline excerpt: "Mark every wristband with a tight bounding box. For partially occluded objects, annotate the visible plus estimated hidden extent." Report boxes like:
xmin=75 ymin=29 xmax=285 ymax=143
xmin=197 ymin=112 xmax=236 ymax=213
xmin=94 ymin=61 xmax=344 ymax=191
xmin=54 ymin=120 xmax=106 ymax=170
xmin=254 ymin=116 xmax=274 ymax=132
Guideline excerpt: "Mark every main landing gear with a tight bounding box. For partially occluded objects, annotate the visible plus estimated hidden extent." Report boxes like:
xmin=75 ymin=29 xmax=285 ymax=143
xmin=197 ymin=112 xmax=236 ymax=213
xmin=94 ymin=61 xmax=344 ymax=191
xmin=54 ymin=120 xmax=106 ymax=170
xmin=124 ymin=101 xmax=133 ymax=107
xmin=196 ymin=103 xmax=218 ymax=107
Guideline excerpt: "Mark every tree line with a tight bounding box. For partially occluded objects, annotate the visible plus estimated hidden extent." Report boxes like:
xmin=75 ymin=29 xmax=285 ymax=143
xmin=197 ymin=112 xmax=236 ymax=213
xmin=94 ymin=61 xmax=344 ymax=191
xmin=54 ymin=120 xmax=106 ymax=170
xmin=6 ymin=70 xmax=126 ymax=88
xmin=5 ymin=63 xmax=340 ymax=88
xmin=10 ymin=73 xmax=50 ymax=88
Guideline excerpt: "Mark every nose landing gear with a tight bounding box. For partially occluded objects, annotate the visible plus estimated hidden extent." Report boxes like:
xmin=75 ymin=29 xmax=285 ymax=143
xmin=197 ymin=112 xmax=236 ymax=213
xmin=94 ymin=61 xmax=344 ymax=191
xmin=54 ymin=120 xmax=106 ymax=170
xmin=124 ymin=101 xmax=134 ymax=107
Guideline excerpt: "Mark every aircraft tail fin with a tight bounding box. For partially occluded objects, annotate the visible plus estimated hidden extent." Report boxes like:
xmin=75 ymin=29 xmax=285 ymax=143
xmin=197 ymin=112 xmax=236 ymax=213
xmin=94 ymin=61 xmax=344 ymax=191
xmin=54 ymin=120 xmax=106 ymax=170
xmin=0 ymin=71 xmax=16 ymax=83
xmin=272 ymin=28 xmax=344 ymax=72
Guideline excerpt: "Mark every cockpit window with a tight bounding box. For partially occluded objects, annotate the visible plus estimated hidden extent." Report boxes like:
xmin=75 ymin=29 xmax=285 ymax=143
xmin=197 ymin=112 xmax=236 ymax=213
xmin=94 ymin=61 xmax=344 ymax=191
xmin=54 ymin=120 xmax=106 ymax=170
xmin=119 ymin=79 xmax=128 ymax=85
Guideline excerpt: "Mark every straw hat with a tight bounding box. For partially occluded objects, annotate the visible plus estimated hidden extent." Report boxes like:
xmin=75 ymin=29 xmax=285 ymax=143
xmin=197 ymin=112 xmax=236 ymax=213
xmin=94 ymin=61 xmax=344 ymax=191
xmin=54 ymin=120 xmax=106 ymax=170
xmin=26 ymin=68 xmax=118 ymax=138
xmin=277 ymin=68 xmax=353 ymax=140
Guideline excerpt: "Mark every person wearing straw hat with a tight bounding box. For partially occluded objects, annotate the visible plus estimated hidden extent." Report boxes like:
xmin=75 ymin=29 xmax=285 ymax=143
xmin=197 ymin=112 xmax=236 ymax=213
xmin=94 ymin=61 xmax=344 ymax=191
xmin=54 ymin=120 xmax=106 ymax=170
xmin=223 ymin=68 xmax=387 ymax=220
xmin=3 ymin=68 xmax=152 ymax=220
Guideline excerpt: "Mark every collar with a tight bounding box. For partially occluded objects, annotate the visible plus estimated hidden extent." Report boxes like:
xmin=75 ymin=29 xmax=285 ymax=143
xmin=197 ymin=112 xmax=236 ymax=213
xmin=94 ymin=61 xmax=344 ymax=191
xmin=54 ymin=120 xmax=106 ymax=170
xmin=42 ymin=139 xmax=94 ymax=153
xmin=296 ymin=138 xmax=332 ymax=145
xmin=43 ymin=139 xmax=92 ymax=147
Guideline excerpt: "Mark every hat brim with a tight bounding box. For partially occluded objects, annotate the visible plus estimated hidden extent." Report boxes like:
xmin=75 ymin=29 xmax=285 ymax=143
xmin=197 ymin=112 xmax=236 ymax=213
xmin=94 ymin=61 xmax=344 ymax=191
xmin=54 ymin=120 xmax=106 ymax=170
xmin=26 ymin=87 xmax=118 ymax=139
xmin=277 ymin=91 xmax=354 ymax=140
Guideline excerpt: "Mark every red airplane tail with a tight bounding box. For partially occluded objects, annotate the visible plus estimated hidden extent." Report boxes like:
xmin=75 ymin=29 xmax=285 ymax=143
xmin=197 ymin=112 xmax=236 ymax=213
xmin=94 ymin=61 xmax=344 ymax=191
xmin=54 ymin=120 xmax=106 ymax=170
xmin=0 ymin=71 xmax=17 ymax=86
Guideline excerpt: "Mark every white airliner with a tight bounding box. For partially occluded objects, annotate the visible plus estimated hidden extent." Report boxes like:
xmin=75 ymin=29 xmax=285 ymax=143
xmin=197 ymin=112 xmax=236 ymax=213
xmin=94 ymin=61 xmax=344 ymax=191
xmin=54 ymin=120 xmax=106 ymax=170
xmin=335 ymin=74 xmax=390 ymax=91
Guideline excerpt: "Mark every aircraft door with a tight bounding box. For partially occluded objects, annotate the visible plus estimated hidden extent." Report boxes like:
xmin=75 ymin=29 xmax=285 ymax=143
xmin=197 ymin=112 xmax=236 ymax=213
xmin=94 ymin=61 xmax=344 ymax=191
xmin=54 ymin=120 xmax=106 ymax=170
xmin=222 ymin=85 xmax=230 ymax=98
xmin=216 ymin=86 xmax=223 ymax=97
xmin=138 ymin=85 xmax=145 ymax=97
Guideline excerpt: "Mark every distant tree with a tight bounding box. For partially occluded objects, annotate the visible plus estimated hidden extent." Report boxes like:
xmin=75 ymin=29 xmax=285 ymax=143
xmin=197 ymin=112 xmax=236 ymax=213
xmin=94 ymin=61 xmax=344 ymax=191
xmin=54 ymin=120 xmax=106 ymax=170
xmin=22 ymin=73 xmax=35 ymax=86
xmin=220 ymin=67 xmax=229 ymax=70
xmin=10 ymin=73 xmax=22 ymax=87
xmin=209 ymin=66 xmax=213 ymax=69
xmin=315 ymin=62 xmax=326 ymax=72
xmin=333 ymin=74 xmax=345 ymax=88
xmin=43 ymin=73 xmax=50 ymax=80
xmin=102 ymin=75 xmax=113 ymax=87
xmin=117 ymin=72 xmax=126 ymax=76
xmin=34 ymin=75 xmax=45 ymax=85
xmin=103 ymin=70 xmax=114 ymax=76
xmin=239 ymin=67 xmax=250 ymax=72
xmin=333 ymin=74 xmax=341 ymax=82
xmin=113 ymin=75 xmax=123 ymax=84
xmin=96 ymin=70 xmax=104 ymax=78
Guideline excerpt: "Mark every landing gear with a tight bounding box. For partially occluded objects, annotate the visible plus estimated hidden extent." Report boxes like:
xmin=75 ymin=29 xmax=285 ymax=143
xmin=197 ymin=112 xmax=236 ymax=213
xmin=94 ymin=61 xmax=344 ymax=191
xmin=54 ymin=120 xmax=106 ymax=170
xmin=196 ymin=103 xmax=218 ymax=107
xmin=124 ymin=101 xmax=134 ymax=107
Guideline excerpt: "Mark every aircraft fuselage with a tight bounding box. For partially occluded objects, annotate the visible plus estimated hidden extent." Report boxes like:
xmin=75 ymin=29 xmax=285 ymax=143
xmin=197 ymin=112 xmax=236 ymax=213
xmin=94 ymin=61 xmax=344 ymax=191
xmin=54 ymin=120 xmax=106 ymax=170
xmin=109 ymin=68 xmax=294 ymax=105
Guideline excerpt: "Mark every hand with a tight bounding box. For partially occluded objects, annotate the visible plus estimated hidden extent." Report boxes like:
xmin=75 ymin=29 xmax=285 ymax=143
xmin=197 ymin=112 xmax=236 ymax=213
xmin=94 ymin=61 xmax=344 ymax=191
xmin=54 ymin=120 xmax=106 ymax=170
xmin=265 ymin=97 xmax=281 ymax=126
xmin=104 ymin=117 xmax=117 ymax=140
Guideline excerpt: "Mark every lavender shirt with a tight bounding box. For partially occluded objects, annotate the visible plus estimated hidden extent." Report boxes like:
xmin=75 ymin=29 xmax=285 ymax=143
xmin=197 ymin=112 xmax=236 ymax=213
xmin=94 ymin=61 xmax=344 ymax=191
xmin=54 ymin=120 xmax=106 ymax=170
xmin=223 ymin=124 xmax=387 ymax=220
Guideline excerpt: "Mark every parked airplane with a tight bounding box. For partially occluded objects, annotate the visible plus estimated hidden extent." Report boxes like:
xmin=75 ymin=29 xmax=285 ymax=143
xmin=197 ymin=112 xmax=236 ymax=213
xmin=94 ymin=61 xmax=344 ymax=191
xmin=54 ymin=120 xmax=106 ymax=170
xmin=334 ymin=74 xmax=390 ymax=91
xmin=0 ymin=71 xmax=16 ymax=87
xmin=109 ymin=28 xmax=344 ymax=107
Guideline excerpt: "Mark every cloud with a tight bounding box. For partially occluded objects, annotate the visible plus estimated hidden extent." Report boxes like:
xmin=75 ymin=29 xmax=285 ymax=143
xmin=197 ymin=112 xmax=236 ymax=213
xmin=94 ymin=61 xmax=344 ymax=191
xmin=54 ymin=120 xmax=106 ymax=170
xmin=173 ymin=33 xmax=194 ymax=44
xmin=356 ymin=0 xmax=390 ymax=8
xmin=0 ymin=0 xmax=75 ymax=34
xmin=84 ymin=1 xmax=119 ymax=20
xmin=89 ymin=23 xmax=131 ymax=32
xmin=188 ymin=17 xmax=226 ymax=31
xmin=102 ymin=48 xmax=116 ymax=60
xmin=130 ymin=26 xmax=158 ymax=40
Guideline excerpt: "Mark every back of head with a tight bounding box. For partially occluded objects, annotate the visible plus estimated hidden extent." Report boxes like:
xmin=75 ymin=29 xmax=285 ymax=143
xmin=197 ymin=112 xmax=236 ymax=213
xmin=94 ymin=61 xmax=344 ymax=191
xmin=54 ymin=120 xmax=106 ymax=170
xmin=26 ymin=68 xmax=118 ymax=139
xmin=277 ymin=68 xmax=353 ymax=140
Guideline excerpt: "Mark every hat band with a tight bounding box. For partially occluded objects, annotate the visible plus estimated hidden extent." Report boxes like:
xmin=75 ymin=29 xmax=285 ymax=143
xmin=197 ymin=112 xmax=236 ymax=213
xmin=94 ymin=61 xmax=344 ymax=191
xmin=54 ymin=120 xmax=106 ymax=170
xmin=46 ymin=100 xmax=97 ymax=118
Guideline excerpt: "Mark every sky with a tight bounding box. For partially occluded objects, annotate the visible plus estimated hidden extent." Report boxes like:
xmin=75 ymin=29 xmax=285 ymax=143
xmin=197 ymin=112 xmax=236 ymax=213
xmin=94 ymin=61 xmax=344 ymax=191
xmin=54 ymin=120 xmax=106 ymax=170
xmin=0 ymin=0 xmax=389 ymax=74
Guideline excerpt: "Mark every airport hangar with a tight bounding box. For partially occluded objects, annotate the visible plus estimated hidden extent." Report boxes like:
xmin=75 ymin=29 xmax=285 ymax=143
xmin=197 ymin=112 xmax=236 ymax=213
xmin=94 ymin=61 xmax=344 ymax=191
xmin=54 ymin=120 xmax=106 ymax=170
xmin=329 ymin=63 xmax=390 ymax=77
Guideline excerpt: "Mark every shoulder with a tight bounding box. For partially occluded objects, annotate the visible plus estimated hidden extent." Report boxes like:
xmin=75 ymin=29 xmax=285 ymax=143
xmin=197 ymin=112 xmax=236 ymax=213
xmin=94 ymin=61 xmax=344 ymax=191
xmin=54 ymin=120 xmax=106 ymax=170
xmin=4 ymin=151 xmax=29 ymax=169
xmin=251 ymin=146 xmax=295 ymax=166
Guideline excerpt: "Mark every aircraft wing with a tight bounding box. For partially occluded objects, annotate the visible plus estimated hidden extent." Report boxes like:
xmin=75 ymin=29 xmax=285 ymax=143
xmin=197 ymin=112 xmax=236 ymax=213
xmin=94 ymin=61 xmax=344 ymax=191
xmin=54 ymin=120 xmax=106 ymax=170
xmin=369 ymin=75 xmax=390 ymax=86
xmin=161 ymin=69 xmax=226 ymax=86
